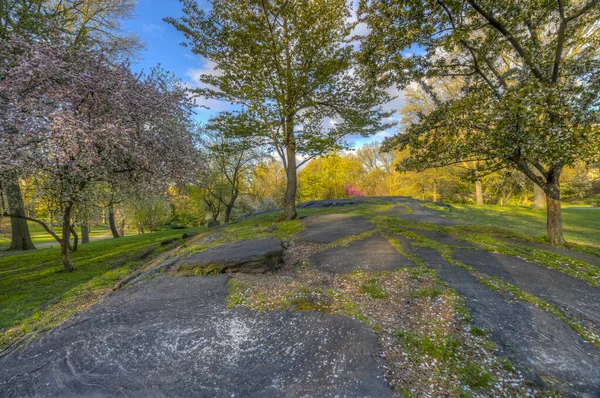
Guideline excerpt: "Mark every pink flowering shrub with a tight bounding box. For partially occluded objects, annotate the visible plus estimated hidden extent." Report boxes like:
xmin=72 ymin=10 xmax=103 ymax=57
xmin=344 ymin=184 xmax=365 ymax=197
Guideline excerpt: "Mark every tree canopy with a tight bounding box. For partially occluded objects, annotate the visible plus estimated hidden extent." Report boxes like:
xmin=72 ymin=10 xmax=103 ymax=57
xmin=359 ymin=0 xmax=600 ymax=244
xmin=166 ymin=0 xmax=393 ymax=219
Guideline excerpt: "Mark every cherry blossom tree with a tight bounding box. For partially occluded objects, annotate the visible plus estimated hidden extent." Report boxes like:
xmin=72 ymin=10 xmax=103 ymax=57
xmin=0 ymin=37 xmax=198 ymax=271
xmin=0 ymin=0 xmax=142 ymax=250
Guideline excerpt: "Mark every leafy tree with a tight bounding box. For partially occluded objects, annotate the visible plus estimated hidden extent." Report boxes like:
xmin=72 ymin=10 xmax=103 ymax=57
xmin=0 ymin=38 xmax=197 ymax=271
xmin=359 ymin=0 xmax=600 ymax=245
xmin=298 ymin=152 xmax=365 ymax=201
xmin=166 ymin=0 xmax=392 ymax=220
xmin=561 ymin=163 xmax=598 ymax=201
xmin=0 ymin=0 xmax=140 ymax=250
xmin=483 ymin=169 xmax=529 ymax=206
xmin=122 ymin=194 xmax=172 ymax=233
xmin=355 ymin=142 xmax=398 ymax=196
xmin=199 ymin=113 xmax=266 ymax=223
xmin=399 ymin=79 xmax=490 ymax=205
xmin=247 ymin=159 xmax=287 ymax=210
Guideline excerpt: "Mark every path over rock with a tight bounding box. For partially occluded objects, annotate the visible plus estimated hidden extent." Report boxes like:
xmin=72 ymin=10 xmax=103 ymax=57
xmin=310 ymin=233 xmax=415 ymax=274
xmin=297 ymin=214 xmax=375 ymax=244
xmin=415 ymin=247 xmax=600 ymax=397
xmin=453 ymin=249 xmax=600 ymax=328
xmin=0 ymin=276 xmax=392 ymax=398
xmin=387 ymin=199 xmax=456 ymax=226
xmin=175 ymin=237 xmax=283 ymax=275
xmin=405 ymin=228 xmax=475 ymax=248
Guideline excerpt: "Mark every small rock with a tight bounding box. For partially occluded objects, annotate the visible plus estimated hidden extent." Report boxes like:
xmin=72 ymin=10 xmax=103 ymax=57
xmin=182 ymin=232 xmax=200 ymax=240
xmin=160 ymin=238 xmax=180 ymax=246
xmin=208 ymin=220 xmax=220 ymax=228
xmin=175 ymin=237 xmax=284 ymax=275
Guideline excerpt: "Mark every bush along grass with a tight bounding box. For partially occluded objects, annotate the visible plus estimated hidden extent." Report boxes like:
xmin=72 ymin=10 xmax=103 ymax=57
xmin=225 ymin=240 xmax=544 ymax=397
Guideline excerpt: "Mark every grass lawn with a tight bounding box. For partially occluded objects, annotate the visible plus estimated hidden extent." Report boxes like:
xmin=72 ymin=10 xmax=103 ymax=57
xmin=0 ymin=227 xmax=205 ymax=349
xmin=444 ymin=204 xmax=600 ymax=248
xmin=0 ymin=222 xmax=137 ymax=250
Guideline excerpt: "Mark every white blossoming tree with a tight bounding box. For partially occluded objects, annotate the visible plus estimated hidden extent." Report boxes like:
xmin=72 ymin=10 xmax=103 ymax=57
xmin=359 ymin=0 xmax=600 ymax=244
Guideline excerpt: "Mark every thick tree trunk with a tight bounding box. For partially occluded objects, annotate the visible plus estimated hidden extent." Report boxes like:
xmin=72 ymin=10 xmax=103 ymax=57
xmin=475 ymin=179 xmax=484 ymax=205
xmin=284 ymin=144 xmax=298 ymax=220
xmin=224 ymin=193 xmax=238 ymax=224
xmin=107 ymin=203 xmax=120 ymax=238
xmin=533 ymin=183 xmax=546 ymax=209
xmin=61 ymin=203 xmax=75 ymax=272
xmin=81 ymin=224 xmax=90 ymax=244
xmin=545 ymin=170 xmax=565 ymax=246
xmin=224 ymin=204 xmax=234 ymax=224
xmin=546 ymin=195 xmax=564 ymax=246
xmin=532 ymin=167 xmax=546 ymax=209
xmin=4 ymin=173 xmax=36 ymax=251
xmin=283 ymin=115 xmax=298 ymax=220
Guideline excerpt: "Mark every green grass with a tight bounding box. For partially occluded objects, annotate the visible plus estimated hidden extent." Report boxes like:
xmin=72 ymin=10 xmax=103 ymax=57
xmin=445 ymin=204 xmax=600 ymax=248
xmin=0 ymin=222 xmax=137 ymax=250
xmin=360 ymin=277 xmax=389 ymax=299
xmin=0 ymin=227 xmax=204 ymax=348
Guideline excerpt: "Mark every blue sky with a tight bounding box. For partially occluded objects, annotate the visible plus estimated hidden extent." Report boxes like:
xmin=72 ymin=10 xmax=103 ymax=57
xmin=122 ymin=0 xmax=404 ymax=147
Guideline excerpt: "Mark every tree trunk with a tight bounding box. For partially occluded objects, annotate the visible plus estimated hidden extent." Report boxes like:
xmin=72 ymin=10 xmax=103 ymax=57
xmin=432 ymin=180 xmax=438 ymax=202
xmin=119 ymin=219 xmax=125 ymax=237
xmin=224 ymin=193 xmax=238 ymax=224
xmin=284 ymin=117 xmax=298 ymax=220
xmin=4 ymin=173 xmax=36 ymax=251
xmin=532 ymin=168 xmax=546 ymax=209
xmin=61 ymin=203 xmax=75 ymax=272
xmin=108 ymin=203 xmax=120 ymax=238
xmin=545 ymin=171 xmax=565 ymax=246
xmin=533 ymin=183 xmax=546 ymax=209
xmin=475 ymin=179 xmax=484 ymax=205
xmin=546 ymin=194 xmax=565 ymax=245
xmin=70 ymin=225 xmax=78 ymax=252
xmin=224 ymin=203 xmax=234 ymax=224
xmin=81 ymin=224 xmax=90 ymax=244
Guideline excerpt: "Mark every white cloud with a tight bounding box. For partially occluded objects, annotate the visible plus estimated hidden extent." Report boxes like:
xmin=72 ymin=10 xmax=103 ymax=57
xmin=142 ymin=24 xmax=165 ymax=38
xmin=184 ymin=60 xmax=232 ymax=121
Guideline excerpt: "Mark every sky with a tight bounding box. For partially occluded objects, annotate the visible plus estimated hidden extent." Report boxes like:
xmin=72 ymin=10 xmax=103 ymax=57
xmin=122 ymin=0 xmax=405 ymax=148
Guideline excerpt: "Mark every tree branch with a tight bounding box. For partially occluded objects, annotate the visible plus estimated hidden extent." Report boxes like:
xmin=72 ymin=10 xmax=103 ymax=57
xmin=466 ymin=0 xmax=546 ymax=82
xmin=566 ymin=0 xmax=599 ymax=22
xmin=2 ymin=212 xmax=62 ymax=244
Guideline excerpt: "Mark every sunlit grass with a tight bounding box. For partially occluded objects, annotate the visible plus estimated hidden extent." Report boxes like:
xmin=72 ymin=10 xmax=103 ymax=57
xmin=0 ymin=227 xmax=204 ymax=348
xmin=445 ymin=204 xmax=600 ymax=247
xmin=0 ymin=222 xmax=137 ymax=250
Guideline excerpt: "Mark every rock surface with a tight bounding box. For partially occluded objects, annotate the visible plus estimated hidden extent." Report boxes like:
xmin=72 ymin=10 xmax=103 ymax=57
xmin=406 ymin=228 xmax=475 ymax=247
xmin=297 ymin=198 xmax=363 ymax=208
xmin=310 ymin=233 xmax=415 ymax=273
xmin=175 ymin=237 xmax=283 ymax=275
xmin=392 ymin=199 xmax=457 ymax=226
xmin=0 ymin=276 xmax=392 ymax=398
xmin=208 ymin=220 xmax=220 ymax=228
xmin=415 ymin=247 xmax=600 ymax=397
xmin=453 ymin=249 xmax=600 ymax=328
xmin=297 ymin=214 xmax=375 ymax=244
